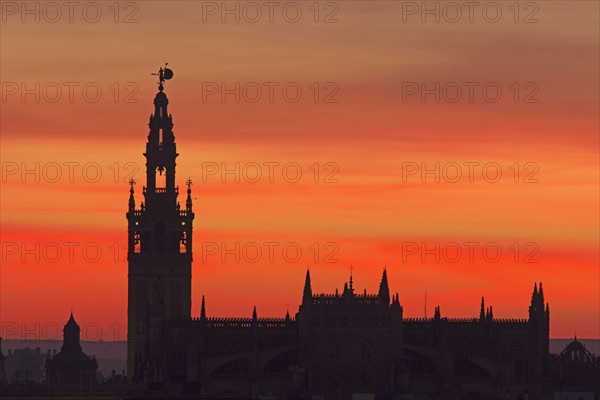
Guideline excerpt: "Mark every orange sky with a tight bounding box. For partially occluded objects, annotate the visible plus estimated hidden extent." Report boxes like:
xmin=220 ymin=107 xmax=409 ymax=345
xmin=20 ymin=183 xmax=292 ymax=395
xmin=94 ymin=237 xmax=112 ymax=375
xmin=1 ymin=1 xmax=599 ymax=340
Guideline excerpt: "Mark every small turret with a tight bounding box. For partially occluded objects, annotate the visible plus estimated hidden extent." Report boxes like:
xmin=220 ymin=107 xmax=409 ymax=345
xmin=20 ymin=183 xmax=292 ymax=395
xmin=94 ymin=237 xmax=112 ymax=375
xmin=479 ymin=296 xmax=485 ymax=322
xmin=529 ymin=282 xmax=547 ymax=322
xmin=538 ymin=282 xmax=545 ymax=309
xmin=529 ymin=282 xmax=540 ymax=320
xmin=390 ymin=293 xmax=403 ymax=323
xmin=128 ymin=178 xmax=136 ymax=211
xmin=63 ymin=313 xmax=82 ymax=352
xmin=484 ymin=306 xmax=494 ymax=322
xmin=186 ymin=178 xmax=193 ymax=211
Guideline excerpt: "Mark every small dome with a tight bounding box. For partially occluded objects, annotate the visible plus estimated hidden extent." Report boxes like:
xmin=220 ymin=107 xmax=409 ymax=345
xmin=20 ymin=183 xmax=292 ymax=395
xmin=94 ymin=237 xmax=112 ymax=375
xmin=566 ymin=339 xmax=586 ymax=351
xmin=559 ymin=338 xmax=595 ymax=364
xmin=154 ymin=91 xmax=168 ymax=105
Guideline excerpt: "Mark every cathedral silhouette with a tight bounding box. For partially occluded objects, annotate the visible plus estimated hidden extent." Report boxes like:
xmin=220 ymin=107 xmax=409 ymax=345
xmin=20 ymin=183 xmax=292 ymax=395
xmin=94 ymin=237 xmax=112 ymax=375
xmin=126 ymin=69 xmax=551 ymax=399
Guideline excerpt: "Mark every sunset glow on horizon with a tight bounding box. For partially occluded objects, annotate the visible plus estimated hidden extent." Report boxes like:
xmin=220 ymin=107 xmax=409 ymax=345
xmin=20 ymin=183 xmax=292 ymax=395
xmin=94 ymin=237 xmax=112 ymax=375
xmin=1 ymin=1 xmax=598 ymax=341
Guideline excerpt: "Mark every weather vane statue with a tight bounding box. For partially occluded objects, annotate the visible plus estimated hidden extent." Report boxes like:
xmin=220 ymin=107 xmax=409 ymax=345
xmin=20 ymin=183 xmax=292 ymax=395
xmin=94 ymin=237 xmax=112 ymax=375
xmin=152 ymin=62 xmax=174 ymax=91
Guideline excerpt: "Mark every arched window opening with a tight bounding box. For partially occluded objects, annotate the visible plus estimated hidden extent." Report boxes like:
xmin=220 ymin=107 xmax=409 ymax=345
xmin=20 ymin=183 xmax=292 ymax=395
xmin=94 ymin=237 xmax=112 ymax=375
xmin=134 ymin=232 xmax=141 ymax=253
xmin=155 ymin=167 xmax=166 ymax=189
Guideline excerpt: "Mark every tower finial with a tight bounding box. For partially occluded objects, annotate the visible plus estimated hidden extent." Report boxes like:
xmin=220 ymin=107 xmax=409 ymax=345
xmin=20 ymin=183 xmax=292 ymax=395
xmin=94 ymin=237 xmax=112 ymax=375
xmin=186 ymin=178 xmax=193 ymax=211
xmin=128 ymin=178 xmax=137 ymax=211
xmin=151 ymin=63 xmax=174 ymax=92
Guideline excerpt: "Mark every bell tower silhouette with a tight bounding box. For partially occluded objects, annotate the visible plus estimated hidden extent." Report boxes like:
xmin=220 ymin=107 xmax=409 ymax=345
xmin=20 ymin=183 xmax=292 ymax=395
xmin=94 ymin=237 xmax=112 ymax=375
xmin=126 ymin=65 xmax=194 ymax=385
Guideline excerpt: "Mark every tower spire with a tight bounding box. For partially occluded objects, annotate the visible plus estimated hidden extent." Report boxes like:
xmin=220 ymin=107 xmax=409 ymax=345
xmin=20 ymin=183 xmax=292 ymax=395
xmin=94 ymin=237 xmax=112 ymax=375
xmin=63 ymin=313 xmax=81 ymax=352
xmin=378 ymin=267 xmax=390 ymax=306
xmin=538 ymin=282 xmax=545 ymax=308
xmin=302 ymin=269 xmax=312 ymax=306
xmin=529 ymin=282 xmax=540 ymax=320
xmin=200 ymin=295 xmax=206 ymax=321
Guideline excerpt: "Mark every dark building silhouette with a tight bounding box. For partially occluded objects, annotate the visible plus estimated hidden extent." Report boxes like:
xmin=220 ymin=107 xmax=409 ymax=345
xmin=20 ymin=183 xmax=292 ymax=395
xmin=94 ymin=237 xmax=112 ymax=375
xmin=127 ymin=71 xmax=551 ymax=398
xmin=126 ymin=66 xmax=195 ymax=386
xmin=0 ymin=338 xmax=6 ymax=385
xmin=550 ymin=337 xmax=600 ymax=396
xmin=4 ymin=346 xmax=46 ymax=384
xmin=45 ymin=313 xmax=97 ymax=395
